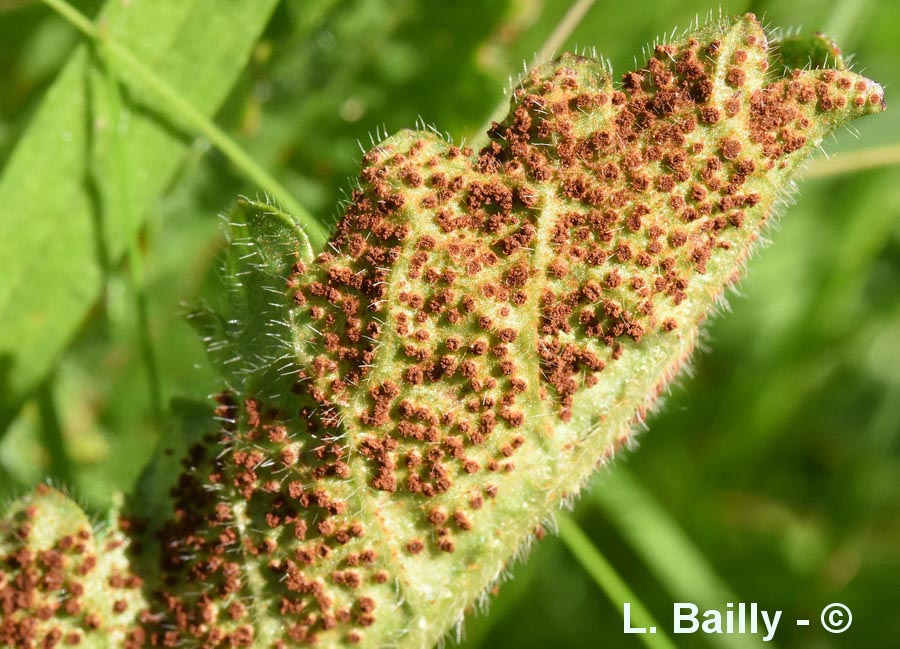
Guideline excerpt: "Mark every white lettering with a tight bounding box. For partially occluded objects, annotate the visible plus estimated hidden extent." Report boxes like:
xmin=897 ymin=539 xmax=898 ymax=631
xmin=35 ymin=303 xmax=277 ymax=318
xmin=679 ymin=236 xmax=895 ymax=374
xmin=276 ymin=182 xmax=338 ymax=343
xmin=761 ymin=610 xmax=781 ymax=642
xmin=674 ymin=604 xmax=699 ymax=634
xmin=623 ymin=603 xmax=648 ymax=634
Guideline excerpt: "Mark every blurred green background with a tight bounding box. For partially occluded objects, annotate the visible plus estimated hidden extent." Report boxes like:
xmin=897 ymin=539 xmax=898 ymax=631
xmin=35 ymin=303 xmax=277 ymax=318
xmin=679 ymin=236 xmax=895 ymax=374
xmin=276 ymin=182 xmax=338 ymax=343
xmin=0 ymin=1 xmax=898 ymax=647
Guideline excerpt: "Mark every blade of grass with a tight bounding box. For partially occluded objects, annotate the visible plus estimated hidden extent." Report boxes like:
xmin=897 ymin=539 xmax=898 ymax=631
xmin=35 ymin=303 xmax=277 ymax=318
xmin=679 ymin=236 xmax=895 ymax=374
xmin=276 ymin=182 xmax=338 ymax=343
xmin=0 ymin=0 xmax=282 ymax=433
xmin=40 ymin=0 xmax=325 ymax=250
xmin=470 ymin=0 xmax=597 ymax=150
xmin=589 ymin=469 xmax=771 ymax=649
xmin=806 ymin=142 xmax=900 ymax=178
xmin=558 ymin=514 xmax=677 ymax=649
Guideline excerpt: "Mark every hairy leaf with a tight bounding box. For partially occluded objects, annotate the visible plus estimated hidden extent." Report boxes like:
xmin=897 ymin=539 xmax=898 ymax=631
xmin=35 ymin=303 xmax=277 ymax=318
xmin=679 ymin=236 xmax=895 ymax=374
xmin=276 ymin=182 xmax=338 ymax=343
xmin=0 ymin=14 xmax=884 ymax=648
xmin=0 ymin=486 xmax=143 ymax=646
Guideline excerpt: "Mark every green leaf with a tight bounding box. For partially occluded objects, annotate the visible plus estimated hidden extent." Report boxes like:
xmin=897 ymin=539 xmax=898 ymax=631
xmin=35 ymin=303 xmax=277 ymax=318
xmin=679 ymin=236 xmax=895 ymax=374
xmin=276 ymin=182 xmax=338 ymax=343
xmin=775 ymin=32 xmax=846 ymax=71
xmin=188 ymin=197 xmax=313 ymax=394
xmin=0 ymin=0 xmax=280 ymax=428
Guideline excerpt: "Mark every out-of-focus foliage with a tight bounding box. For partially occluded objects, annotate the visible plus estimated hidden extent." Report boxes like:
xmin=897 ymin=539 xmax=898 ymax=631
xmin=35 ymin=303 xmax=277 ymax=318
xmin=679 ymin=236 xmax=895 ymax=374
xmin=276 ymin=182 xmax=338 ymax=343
xmin=0 ymin=1 xmax=897 ymax=647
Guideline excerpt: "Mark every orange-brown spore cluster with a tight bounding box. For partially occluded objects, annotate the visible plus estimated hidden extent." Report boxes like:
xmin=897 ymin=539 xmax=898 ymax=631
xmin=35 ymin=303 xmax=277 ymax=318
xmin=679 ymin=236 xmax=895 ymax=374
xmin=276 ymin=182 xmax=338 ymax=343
xmin=132 ymin=394 xmax=392 ymax=647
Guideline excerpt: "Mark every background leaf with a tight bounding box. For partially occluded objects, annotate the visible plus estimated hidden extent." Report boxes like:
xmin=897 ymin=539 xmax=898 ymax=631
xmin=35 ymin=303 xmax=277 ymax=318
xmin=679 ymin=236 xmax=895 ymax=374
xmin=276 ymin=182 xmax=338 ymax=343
xmin=0 ymin=0 xmax=281 ymax=432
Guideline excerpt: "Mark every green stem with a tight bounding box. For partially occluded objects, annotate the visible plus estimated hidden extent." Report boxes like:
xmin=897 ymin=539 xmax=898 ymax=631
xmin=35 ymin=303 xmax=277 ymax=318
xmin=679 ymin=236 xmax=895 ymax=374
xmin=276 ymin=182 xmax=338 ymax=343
xmin=40 ymin=0 xmax=327 ymax=249
xmin=558 ymin=515 xmax=677 ymax=649
xmin=807 ymin=142 xmax=900 ymax=178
